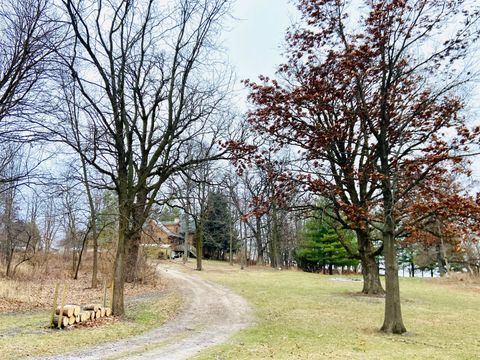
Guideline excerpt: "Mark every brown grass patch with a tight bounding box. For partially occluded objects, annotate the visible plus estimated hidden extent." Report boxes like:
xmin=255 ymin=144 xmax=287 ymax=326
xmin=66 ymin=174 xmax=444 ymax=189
xmin=424 ymin=272 xmax=480 ymax=297
xmin=0 ymin=251 xmax=169 ymax=313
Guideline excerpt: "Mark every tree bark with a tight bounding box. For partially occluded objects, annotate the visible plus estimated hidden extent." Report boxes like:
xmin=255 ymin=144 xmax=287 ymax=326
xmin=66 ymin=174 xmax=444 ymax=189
xmin=112 ymin=201 xmax=128 ymax=316
xmin=357 ymin=231 xmax=384 ymax=295
xmin=439 ymin=232 xmax=450 ymax=277
xmin=5 ymin=248 xmax=13 ymax=277
xmin=255 ymin=216 xmax=264 ymax=265
xmin=196 ymin=230 xmax=203 ymax=271
xmin=381 ymin=231 xmax=406 ymax=333
xmin=183 ymin=212 xmax=190 ymax=264
xmin=360 ymin=254 xmax=384 ymax=295
xmin=125 ymin=231 xmax=140 ymax=283
xmin=229 ymin=221 xmax=233 ymax=266
xmin=436 ymin=243 xmax=447 ymax=276
xmin=74 ymin=227 xmax=91 ymax=280
xmin=380 ymin=205 xmax=406 ymax=334
xmin=125 ymin=189 xmax=148 ymax=283
xmin=243 ymin=219 xmax=248 ymax=267
xmin=91 ymin=228 xmax=98 ymax=288
xmin=269 ymin=204 xmax=281 ymax=268
xmin=195 ymin=212 xmax=205 ymax=271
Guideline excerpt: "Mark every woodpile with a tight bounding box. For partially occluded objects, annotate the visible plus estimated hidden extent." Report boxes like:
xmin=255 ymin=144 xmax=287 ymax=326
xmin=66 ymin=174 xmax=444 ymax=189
xmin=50 ymin=282 xmax=114 ymax=329
xmin=51 ymin=304 xmax=112 ymax=328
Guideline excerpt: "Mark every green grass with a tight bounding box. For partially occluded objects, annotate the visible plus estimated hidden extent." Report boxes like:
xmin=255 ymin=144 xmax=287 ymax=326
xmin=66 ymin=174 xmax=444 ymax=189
xmin=192 ymin=262 xmax=480 ymax=360
xmin=0 ymin=292 xmax=182 ymax=360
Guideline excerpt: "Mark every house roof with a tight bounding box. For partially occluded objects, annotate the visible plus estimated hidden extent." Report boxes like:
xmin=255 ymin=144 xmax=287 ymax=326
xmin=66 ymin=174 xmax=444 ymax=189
xmin=156 ymin=220 xmax=183 ymax=239
xmin=143 ymin=219 xmax=182 ymax=239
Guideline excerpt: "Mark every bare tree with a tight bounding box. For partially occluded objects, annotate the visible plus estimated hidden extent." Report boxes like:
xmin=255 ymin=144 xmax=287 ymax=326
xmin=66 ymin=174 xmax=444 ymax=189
xmin=58 ymin=178 xmax=89 ymax=278
xmin=0 ymin=0 xmax=61 ymax=189
xmin=0 ymin=0 xmax=58 ymax=124
xmin=53 ymin=0 xmax=233 ymax=315
xmin=0 ymin=146 xmax=42 ymax=277
xmin=39 ymin=193 xmax=60 ymax=274
xmin=167 ymin=146 xmax=221 ymax=271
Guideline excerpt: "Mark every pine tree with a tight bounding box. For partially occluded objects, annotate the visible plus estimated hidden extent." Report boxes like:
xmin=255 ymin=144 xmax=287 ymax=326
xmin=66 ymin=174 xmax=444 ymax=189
xmin=296 ymin=218 xmax=358 ymax=275
xmin=203 ymin=192 xmax=237 ymax=260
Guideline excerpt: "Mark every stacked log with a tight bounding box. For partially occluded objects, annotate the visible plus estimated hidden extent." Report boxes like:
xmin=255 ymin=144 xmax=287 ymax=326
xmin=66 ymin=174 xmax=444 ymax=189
xmin=51 ymin=304 xmax=112 ymax=328
xmin=83 ymin=304 xmax=100 ymax=312
xmin=80 ymin=311 xmax=90 ymax=322
xmin=52 ymin=315 xmax=69 ymax=328
xmin=56 ymin=305 xmax=81 ymax=317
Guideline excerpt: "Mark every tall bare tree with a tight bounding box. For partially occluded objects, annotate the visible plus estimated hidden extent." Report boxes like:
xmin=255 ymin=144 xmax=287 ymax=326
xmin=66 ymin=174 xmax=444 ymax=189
xmin=167 ymin=145 xmax=222 ymax=271
xmin=0 ymin=0 xmax=61 ymax=189
xmin=54 ymin=0 xmax=233 ymax=315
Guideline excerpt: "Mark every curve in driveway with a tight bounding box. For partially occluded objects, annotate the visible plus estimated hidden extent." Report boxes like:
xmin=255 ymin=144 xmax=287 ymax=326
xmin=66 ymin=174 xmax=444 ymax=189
xmin=42 ymin=262 xmax=252 ymax=360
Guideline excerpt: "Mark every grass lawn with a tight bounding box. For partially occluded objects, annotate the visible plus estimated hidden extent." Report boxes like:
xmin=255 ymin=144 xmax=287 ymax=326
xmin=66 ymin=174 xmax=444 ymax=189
xmin=0 ymin=291 xmax=181 ymax=360
xmin=192 ymin=261 xmax=480 ymax=360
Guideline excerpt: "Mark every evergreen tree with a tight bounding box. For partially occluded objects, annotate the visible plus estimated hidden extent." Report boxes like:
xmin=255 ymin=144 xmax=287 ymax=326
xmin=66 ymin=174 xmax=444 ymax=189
xmin=295 ymin=218 xmax=358 ymax=274
xmin=203 ymin=191 xmax=237 ymax=260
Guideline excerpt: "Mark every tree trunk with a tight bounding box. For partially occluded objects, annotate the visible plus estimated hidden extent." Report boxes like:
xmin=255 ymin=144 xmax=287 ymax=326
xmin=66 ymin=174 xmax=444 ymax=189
xmin=112 ymin=202 xmax=128 ymax=316
xmin=243 ymin=220 xmax=248 ymax=267
xmin=255 ymin=216 xmax=264 ymax=265
xmin=269 ymin=205 xmax=281 ymax=268
xmin=380 ymin=216 xmax=406 ymax=334
xmin=91 ymin=226 xmax=98 ymax=288
xmin=125 ymin=189 xmax=148 ymax=283
xmin=436 ymin=243 xmax=447 ymax=276
xmin=357 ymin=231 xmax=384 ymax=295
xmin=439 ymin=236 xmax=450 ymax=276
xmin=5 ymin=248 xmax=13 ymax=277
xmin=195 ymin=228 xmax=203 ymax=271
xmin=361 ymin=257 xmax=384 ymax=294
xmin=125 ymin=231 xmax=140 ymax=283
xmin=229 ymin=222 xmax=233 ymax=266
xmin=72 ymin=248 xmax=77 ymax=277
xmin=183 ymin=212 xmax=189 ymax=264
xmin=74 ymin=226 xmax=92 ymax=280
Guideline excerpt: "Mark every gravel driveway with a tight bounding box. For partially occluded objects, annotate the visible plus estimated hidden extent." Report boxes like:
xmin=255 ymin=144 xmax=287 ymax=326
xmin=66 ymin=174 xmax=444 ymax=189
xmin=39 ymin=262 xmax=252 ymax=360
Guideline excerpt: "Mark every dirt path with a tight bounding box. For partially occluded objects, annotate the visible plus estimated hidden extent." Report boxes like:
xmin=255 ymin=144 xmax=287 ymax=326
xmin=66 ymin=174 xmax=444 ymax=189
xmin=43 ymin=262 xmax=252 ymax=360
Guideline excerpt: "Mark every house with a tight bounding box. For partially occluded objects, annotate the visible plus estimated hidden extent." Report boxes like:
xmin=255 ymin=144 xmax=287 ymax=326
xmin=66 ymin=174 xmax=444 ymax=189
xmin=141 ymin=218 xmax=196 ymax=258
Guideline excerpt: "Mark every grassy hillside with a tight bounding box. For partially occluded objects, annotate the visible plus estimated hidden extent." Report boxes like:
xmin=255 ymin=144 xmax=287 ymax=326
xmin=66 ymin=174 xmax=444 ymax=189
xmin=192 ymin=262 xmax=480 ymax=360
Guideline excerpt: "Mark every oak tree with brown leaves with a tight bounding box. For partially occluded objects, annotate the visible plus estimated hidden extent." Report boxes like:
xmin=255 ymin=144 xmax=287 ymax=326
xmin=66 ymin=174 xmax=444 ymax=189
xmin=234 ymin=0 xmax=480 ymax=334
xmin=400 ymin=169 xmax=480 ymax=276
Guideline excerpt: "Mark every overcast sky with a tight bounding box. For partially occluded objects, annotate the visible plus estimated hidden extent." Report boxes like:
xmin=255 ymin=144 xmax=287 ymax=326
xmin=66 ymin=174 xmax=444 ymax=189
xmin=222 ymin=1 xmax=298 ymax=107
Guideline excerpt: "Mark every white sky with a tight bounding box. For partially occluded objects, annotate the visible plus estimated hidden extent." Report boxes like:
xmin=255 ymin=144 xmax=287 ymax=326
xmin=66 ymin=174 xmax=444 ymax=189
xmin=222 ymin=0 xmax=298 ymax=108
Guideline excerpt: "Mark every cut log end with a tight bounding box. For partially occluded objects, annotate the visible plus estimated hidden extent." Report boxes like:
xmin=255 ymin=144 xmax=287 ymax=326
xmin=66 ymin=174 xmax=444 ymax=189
xmin=52 ymin=315 xmax=69 ymax=328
